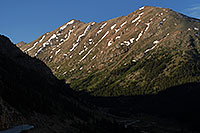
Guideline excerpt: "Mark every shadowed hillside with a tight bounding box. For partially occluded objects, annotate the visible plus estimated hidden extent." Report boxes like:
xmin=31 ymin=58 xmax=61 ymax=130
xmin=0 ymin=35 xmax=134 ymax=132
xmin=79 ymin=82 xmax=200 ymax=131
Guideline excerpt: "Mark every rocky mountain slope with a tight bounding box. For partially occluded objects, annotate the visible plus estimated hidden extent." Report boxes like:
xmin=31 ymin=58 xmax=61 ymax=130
xmin=18 ymin=6 xmax=200 ymax=96
xmin=16 ymin=41 xmax=26 ymax=47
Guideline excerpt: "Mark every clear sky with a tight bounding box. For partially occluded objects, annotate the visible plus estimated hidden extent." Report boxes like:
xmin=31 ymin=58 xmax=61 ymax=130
xmin=1 ymin=0 xmax=200 ymax=44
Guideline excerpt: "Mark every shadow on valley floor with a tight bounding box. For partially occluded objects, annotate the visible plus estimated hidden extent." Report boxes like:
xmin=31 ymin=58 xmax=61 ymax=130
xmin=78 ymin=82 xmax=200 ymax=130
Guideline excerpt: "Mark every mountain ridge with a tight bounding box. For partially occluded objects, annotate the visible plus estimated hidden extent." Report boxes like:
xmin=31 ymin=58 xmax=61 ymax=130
xmin=18 ymin=6 xmax=200 ymax=96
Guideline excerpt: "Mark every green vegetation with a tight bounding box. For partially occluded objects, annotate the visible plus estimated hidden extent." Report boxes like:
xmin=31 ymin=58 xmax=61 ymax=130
xmin=70 ymin=47 xmax=200 ymax=96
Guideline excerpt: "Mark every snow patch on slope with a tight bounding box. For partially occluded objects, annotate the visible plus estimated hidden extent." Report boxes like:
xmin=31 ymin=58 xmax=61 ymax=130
xmin=145 ymin=41 xmax=160 ymax=53
xmin=80 ymin=31 xmax=109 ymax=61
xmin=132 ymin=12 xmax=144 ymax=24
xmin=34 ymin=34 xmax=58 ymax=56
xmin=144 ymin=23 xmax=150 ymax=33
xmin=79 ymin=50 xmax=85 ymax=55
xmin=130 ymin=38 xmax=135 ymax=43
xmin=96 ymin=22 xmax=107 ymax=35
xmin=194 ymin=27 xmax=199 ymax=31
xmin=136 ymin=31 xmax=143 ymax=41
xmin=55 ymin=49 xmax=61 ymax=55
xmin=39 ymin=35 xmax=46 ymax=43
xmin=124 ymin=41 xmax=131 ymax=46
xmin=111 ymin=24 xmax=117 ymax=30
xmin=153 ymin=40 xmax=160 ymax=44
xmin=65 ymin=29 xmax=73 ymax=39
xmin=77 ymin=24 xmax=92 ymax=42
xmin=100 ymin=22 xmax=107 ymax=29
xmin=70 ymin=43 xmax=79 ymax=52
xmin=115 ymin=21 xmax=127 ymax=33
xmin=139 ymin=6 xmax=145 ymax=10
xmin=115 ymin=36 xmax=121 ymax=39
xmin=135 ymin=20 xmax=141 ymax=26
xmin=59 ymin=20 xmax=74 ymax=31
xmin=70 ymin=23 xmax=93 ymax=52
xmin=91 ymin=55 xmax=96 ymax=60
xmin=48 ymin=34 xmax=57 ymax=43
xmin=35 ymin=47 xmax=43 ymax=57
xmin=108 ymin=39 xmax=113 ymax=46
xmin=120 ymin=21 xmax=127 ymax=28
xmin=26 ymin=42 xmax=38 ymax=52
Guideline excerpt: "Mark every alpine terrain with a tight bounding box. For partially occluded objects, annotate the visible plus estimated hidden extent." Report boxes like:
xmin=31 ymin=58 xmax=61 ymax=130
xmin=6 ymin=6 xmax=200 ymax=132
xmin=18 ymin=6 xmax=200 ymax=97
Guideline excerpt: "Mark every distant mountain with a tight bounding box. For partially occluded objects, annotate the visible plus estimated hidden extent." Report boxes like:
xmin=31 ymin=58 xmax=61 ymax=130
xmin=18 ymin=6 xmax=200 ymax=96
xmin=16 ymin=41 xmax=26 ymax=47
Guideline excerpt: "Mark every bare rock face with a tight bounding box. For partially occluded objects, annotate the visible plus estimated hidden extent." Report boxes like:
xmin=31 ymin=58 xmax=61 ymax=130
xmin=18 ymin=6 xmax=200 ymax=96
xmin=16 ymin=41 xmax=26 ymax=47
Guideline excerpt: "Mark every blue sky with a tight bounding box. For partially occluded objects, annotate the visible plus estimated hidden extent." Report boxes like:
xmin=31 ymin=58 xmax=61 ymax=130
xmin=1 ymin=0 xmax=200 ymax=44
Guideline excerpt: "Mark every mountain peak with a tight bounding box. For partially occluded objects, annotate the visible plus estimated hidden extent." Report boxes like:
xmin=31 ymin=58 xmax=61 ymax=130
xmin=18 ymin=7 xmax=200 ymax=96
xmin=16 ymin=41 xmax=26 ymax=47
